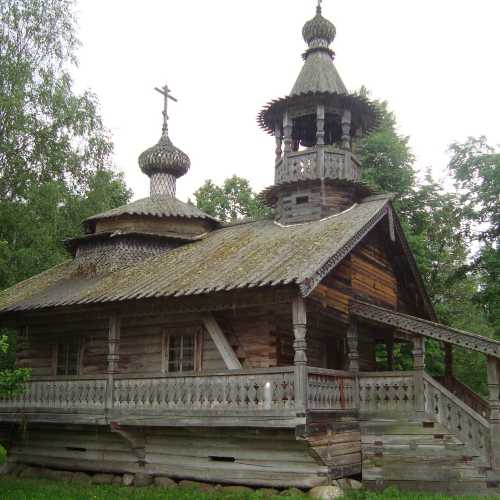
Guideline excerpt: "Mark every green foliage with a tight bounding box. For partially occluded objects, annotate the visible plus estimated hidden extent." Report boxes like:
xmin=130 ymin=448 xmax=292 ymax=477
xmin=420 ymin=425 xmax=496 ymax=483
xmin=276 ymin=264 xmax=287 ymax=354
xmin=0 ymin=444 xmax=5 ymax=465
xmin=0 ymin=479 xmax=486 ymax=500
xmin=0 ymin=334 xmax=30 ymax=396
xmin=194 ymin=176 xmax=270 ymax=223
xmin=447 ymin=137 xmax=500 ymax=337
xmin=0 ymin=0 xmax=131 ymax=292
xmin=357 ymin=88 xmax=415 ymax=198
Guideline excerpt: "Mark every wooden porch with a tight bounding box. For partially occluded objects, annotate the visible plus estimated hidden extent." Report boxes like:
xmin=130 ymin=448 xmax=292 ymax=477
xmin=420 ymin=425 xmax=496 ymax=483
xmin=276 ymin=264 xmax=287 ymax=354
xmin=0 ymin=366 xmax=358 ymax=427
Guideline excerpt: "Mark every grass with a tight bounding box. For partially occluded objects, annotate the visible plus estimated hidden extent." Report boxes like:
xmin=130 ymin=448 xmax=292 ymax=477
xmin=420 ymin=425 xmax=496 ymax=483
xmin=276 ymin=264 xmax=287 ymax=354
xmin=0 ymin=479 xmax=499 ymax=500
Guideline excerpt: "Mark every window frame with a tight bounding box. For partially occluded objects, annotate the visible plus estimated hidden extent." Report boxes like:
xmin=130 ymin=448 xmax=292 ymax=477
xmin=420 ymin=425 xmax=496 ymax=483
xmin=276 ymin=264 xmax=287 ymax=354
xmin=53 ymin=339 xmax=83 ymax=377
xmin=161 ymin=328 xmax=202 ymax=374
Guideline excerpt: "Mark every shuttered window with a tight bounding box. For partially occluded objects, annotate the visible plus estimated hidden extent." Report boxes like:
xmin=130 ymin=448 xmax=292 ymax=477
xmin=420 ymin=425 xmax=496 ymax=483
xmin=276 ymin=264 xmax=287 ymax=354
xmin=56 ymin=341 xmax=80 ymax=376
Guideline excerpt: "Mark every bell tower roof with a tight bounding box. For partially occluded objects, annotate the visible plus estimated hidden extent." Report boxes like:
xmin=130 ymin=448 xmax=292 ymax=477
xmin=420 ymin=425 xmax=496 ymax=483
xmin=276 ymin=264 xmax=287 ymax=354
xmin=291 ymin=1 xmax=347 ymax=96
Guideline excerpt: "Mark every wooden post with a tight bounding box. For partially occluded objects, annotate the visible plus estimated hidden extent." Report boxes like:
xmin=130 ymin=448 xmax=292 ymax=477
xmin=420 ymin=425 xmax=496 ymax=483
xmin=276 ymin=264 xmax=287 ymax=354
xmin=444 ymin=343 xmax=453 ymax=382
xmin=274 ymin=122 xmax=283 ymax=164
xmin=387 ymin=336 xmax=394 ymax=371
xmin=487 ymin=356 xmax=500 ymax=470
xmin=347 ymin=318 xmax=360 ymax=410
xmin=106 ymin=314 xmax=120 ymax=413
xmin=283 ymin=112 xmax=292 ymax=155
xmin=341 ymin=109 xmax=352 ymax=150
xmin=347 ymin=318 xmax=360 ymax=373
xmin=292 ymin=297 xmax=308 ymax=412
xmin=412 ymin=336 xmax=425 ymax=417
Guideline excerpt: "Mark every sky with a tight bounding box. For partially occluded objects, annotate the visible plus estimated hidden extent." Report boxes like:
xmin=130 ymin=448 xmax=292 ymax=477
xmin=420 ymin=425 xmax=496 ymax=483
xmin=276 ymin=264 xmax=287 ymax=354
xmin=74 ymin=0 xmax=500 ymax=203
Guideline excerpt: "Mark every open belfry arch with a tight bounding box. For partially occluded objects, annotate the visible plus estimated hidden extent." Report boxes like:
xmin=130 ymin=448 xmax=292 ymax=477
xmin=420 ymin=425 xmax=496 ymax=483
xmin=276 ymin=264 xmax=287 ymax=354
xmin=0 ymin=3 xmax=499 ymax=494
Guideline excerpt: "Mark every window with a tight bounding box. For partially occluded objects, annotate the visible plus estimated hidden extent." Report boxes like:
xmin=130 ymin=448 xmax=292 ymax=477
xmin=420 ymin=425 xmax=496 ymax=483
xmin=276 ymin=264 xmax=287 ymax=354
xmin=56 ymin=341 xmax=81 ymax=376
xmin=295 ymin=195 xmax=309 ymax=205
xmin=165 ymin=334 xmax=196 ymax=373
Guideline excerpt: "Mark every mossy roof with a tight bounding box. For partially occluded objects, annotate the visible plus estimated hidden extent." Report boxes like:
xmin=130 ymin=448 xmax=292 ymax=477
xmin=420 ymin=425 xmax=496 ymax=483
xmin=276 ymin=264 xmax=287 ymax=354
xmin=85 ymin=196 xmax=218 ymax=224
xmin=0 ymin=197 xmax=390 ymax=313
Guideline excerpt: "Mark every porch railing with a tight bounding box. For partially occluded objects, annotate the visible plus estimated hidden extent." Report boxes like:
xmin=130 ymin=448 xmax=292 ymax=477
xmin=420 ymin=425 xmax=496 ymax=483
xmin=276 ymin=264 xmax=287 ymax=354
xmin=358 ymin=371 xmax=416 ymax=414
xmin=424 ymin=373 xmax=490 ymax=462
xmin=113 ymin=367 xmax=296 ymax=411
xmin=307 ymin=368 xmax=357 ymax=410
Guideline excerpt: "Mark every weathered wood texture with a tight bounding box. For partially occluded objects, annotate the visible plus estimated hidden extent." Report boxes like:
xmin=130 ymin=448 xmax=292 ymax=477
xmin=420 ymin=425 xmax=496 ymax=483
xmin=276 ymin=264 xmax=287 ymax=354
xmin=437 ymin=375 xmax=490 ymax=418
xmin=361 ymin=417 xmax=493 ymax=495
xmin=302 ymin=411 xmax=362 ymax=478
xmin=4 ymin=425 xmax=328 ymax=488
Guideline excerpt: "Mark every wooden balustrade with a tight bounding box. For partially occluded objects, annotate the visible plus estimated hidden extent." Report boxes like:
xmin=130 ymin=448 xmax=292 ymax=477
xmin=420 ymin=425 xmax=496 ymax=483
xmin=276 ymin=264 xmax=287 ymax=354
xmin=423 ymin=373 xmax=490 ymax=462
xmin=358 ymin=372 xmax=415 ymax=414
xmin=0 ymin=377 xmax=107 ymax=410
xmin=0 ymin=367 xmax=363 ymax=415
xmin=113 ymin=368 xmax=296 ymax=411
xmin=436 ymin=375 xmax=490 ymax=418
xmin=307 ymin=368 xmax=357 ymax=410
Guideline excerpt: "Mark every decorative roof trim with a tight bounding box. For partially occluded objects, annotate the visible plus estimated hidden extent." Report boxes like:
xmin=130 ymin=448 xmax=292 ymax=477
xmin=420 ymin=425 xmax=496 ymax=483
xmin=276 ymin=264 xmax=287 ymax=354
xmin=274 ymin=203 xmax=358 ymax=229
xmin=258 ymin=91 xmax=381 ymax=135
xmin=299 ymin=204 xmax=389 ymax=296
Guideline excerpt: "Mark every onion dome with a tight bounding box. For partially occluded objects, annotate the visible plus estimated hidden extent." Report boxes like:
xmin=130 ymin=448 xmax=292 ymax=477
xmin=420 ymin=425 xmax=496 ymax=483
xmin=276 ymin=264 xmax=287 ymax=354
xmin=302 ymin=3 xmax=336 ymax=47
xmin=139 ymin=134 xmax=190 ymax=178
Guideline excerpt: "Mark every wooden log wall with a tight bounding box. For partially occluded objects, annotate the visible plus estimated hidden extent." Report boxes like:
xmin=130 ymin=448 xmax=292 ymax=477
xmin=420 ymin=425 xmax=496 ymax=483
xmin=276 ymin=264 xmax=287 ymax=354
xmin=5 ymin=424 xmax=328 ymax=488
xmin=302 ymin=412 xmax=362 ymax=479
xmin=351 ymin=231 xmax=398 ymax=309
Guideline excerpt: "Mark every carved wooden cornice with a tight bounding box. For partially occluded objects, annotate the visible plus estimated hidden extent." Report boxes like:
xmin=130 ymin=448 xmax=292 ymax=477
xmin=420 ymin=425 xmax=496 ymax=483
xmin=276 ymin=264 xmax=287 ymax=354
xmin=350 ymin=300 xmax=500 ymax=359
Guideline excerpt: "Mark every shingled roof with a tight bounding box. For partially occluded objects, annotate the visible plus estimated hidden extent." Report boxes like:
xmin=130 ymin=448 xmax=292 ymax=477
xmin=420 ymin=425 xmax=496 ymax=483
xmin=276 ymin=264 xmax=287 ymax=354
xmin=85 ymin=196 xmax=218 ymax=224
xmin=0 ymin=197 xmax=391 ymax=314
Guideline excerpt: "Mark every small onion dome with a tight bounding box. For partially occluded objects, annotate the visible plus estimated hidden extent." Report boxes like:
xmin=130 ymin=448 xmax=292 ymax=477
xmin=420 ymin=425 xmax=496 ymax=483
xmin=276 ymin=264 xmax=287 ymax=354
xmin=302 ymin=5 xmax=336 ymax=46
xmin=139 ymin=134 xmax=190 ymax=178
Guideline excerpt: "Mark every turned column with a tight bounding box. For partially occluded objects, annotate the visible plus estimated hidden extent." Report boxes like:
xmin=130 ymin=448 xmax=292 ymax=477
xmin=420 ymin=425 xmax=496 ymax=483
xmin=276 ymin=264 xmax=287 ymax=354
xmin=341 ymin=109 xmax=352 ymax=150
xmin=412 ymin=336 xmax=426 ymax=416
xmin=106 ymin=314 xmax=121 ymax=412
xmin=274 ymin=122 xmax=283 ymax=164
xmin=347 ymin=318 xmax=360 ymax=409
xmin=347 ymin=318 xmax=360 ymax=373
xmin=487 ymin=356 xmax=500 ymax=470
xmin=292 ymin=297 xmax=308 ymax=411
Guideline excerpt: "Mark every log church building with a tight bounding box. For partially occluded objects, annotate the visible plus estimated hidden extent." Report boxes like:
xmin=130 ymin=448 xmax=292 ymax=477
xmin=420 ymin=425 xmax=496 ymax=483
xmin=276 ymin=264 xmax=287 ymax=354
xmin=1 ymin=3 xmax=500 ymax=494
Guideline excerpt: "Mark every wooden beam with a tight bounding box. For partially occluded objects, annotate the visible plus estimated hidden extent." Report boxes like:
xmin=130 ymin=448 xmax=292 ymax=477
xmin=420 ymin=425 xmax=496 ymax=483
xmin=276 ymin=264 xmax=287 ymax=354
xmin=202 ymin=314 xmax=241 ymax=370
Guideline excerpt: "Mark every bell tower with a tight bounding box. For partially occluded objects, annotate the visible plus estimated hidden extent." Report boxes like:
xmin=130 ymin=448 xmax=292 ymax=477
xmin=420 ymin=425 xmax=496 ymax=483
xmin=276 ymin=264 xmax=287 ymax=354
xmin=258 ymin=2 xmax=379 ymax=224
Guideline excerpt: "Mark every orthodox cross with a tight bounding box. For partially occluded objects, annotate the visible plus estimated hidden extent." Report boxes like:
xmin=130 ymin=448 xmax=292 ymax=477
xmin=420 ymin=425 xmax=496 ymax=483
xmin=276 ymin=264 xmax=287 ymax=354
xmin=154 ymin=83 xmax=178 ymax=136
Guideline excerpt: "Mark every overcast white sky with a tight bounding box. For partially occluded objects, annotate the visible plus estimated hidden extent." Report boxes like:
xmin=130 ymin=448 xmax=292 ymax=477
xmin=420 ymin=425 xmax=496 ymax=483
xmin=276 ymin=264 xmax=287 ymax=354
xmin=74 ymin=0 xmax=500 ymax=202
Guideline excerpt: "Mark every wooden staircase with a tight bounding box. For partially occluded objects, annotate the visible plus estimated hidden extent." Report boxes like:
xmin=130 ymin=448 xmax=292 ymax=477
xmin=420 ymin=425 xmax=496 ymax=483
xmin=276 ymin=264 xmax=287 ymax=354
xmin=360 ymin=375 xmax=499 ymax=495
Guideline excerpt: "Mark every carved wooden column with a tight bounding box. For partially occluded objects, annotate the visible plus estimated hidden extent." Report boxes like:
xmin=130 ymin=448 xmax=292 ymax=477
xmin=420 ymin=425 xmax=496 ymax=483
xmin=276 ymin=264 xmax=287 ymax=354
xmin=486 ymin=356 xmax=500 ymax=470
xmin=444 ymin=343 xmax=453 ymax=382
xmin=274 ymin=123 xmax=283 ymax=164
xmin=387 ymin=336 xmax=394 ymax=371
xmin=347 ymin=318 xmax=360 ymax=373
xmin=347 ymin=318 xmax=360 ymax=410
xmin=341 ymin=109 xmax=352 ymax=150
xmin=283 ymin=112 xmax=292 ymax=155
xmin=292 ymin=297 xmax=308 ymax=411
xmin=412 ymin=336 xmax=426 ymax=416
xmin=106 ymin=314 xmax=120 ymax=412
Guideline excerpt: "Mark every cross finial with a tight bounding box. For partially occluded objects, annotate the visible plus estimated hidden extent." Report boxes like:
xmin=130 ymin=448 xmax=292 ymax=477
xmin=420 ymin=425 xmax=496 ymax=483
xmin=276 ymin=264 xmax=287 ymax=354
xmin=154 ymin=83 xmax=178 ymax=136
xmin=317 ymin=0 xmax=322 ymax=14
